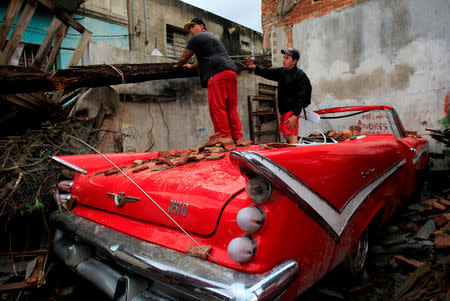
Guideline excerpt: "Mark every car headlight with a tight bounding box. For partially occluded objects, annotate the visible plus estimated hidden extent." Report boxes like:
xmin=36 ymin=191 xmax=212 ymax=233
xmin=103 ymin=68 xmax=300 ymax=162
xmin=236 ymin=206 xmax=265 ymax=233
xmin=227 ymin=235 xmax=257 ymax=263
xmin=245 ymin=176 xmax=272 ymax=203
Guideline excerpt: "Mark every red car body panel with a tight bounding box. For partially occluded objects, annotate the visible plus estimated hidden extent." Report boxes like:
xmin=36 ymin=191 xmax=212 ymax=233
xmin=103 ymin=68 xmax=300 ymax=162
xmin=67 ymin=152 xmax=246 ymax=236
xmin=51 ymin=106 xmax=429 ymax=300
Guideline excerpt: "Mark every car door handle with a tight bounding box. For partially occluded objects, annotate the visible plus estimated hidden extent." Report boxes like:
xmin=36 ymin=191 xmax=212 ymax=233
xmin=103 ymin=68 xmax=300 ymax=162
xmin=361 ymin=168 xmax=375 ymax=179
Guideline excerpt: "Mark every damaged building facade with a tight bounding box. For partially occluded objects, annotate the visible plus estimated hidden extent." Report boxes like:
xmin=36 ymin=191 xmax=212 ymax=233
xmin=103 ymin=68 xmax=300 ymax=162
xmin=262 ymin=0 xmax=449 ymax=167
xmin=1 ymin=0 xmax=271 ymax=153
xmin=75 ymin=0 xmax=269 ymax=153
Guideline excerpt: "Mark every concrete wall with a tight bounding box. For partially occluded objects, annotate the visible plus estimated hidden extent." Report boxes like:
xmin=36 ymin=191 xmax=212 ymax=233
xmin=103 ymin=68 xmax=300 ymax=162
xmin=79 ymin=0 xmax=268 ymax=152
xmin=107 ymin=73 xmax=260 ymax=152
xmin=84 ymin=43 xmax=268 ymax=153
xmin=264 ymin=0 xmax=449 ymax=168
xmin=80 ymin=0 xmax=128 ymax=26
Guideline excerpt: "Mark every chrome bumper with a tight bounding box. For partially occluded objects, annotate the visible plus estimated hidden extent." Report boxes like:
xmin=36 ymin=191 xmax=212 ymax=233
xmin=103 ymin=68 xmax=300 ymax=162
xmin=50 ymin=212 xmax=300 ymax=301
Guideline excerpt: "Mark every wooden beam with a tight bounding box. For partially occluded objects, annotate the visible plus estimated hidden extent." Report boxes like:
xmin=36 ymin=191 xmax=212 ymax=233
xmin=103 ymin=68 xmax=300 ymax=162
xmin=32 ymin=16 xmax=63 ymax=69
xmin=44 ymin=22 xmax=69 ymax=72
xmin=35 ymin=0 xmax=86 ymax=34
xmin=0 ymin=0 xmax=38 ymax=65
xmin=0 ymin=59 xmax=272 ymax=94
xmin=0 ymin=0 xmax=24 ymax=50
xmin=1 ymin=95 xmax=39 ymax=111
xmin=16 ymin=93 xmax=53 ymax=105
xmin=0 ymin=66 xmax=56 ymax=93
xmin=0 ymin=280 xmax=33 ymax=291
xmin=65 ymin=30 xmax=92 ymax=68
xmin=52 ymin=30 xmax=92 ymax=102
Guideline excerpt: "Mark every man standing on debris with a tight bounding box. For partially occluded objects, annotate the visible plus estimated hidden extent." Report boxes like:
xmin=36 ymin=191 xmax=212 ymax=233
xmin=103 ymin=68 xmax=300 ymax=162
xmin=174 ymin=17 xmax=251 ymax=151
xmin=246 ymin=49 xmax=312 ymax=144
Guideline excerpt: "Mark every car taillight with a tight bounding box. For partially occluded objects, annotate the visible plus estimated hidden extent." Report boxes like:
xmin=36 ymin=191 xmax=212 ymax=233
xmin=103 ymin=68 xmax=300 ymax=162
xmin=245 ymin=176 xmax=272 ymax=203
xmin=58 ymin=180 xmax=73 ymax=192
xmin=236 ymin=206 xmax=265 ymax=233
xmin=227 ymin=235 xmax=257 ymax=263
xmin=58 ymin=193 xmax=71 ymax=203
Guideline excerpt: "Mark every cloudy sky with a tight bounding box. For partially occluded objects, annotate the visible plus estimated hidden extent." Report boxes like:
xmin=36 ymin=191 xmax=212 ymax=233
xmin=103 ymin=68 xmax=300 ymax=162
xmin=179 ymin=0 xmax=262 ymax=32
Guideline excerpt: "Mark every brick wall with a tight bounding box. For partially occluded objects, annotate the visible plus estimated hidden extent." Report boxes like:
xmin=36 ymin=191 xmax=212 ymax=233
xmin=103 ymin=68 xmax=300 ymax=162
xmin=261 ymin=0 xmax=355 ymax=51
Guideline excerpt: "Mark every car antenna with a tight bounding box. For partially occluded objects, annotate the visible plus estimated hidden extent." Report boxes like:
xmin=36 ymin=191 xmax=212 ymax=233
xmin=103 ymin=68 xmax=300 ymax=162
xmin=67 ymin=135 xmax=219 ymax=264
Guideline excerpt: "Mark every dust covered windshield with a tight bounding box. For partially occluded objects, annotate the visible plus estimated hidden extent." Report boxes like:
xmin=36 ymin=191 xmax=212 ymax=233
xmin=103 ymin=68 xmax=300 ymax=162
xmin=298 ymin=109 xmax=403 ymax=140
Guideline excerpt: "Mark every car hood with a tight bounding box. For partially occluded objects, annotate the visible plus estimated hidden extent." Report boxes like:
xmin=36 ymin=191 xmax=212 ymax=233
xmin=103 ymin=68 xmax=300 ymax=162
xmin=68 ymin=153 xmax=246 ymax=236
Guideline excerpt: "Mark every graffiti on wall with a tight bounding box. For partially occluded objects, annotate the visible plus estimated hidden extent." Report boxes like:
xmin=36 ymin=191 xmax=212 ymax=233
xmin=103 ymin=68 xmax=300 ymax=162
xmin=357 ymin=112 xmax=390 ymax=134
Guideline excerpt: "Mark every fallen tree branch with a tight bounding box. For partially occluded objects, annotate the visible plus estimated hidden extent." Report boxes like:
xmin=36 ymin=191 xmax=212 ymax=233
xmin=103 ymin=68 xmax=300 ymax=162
xmin=0 ymin=59 xmax=272 ymax=94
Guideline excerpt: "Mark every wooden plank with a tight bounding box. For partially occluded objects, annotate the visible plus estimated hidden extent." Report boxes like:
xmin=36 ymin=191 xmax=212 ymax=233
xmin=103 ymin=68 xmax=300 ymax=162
xmin=251 ymin=95 xmax=275 ymax=101
xmin=2 ymin=95 xmax=39 ymax=111
xmin=16 ymin=93 xmax=53 ymax=106
xmin=258 ymin=88 xmax=276 ymax=96
xmin=35 ymin=0 xmax=86 ymax=33
xmin=0 ymin=58 xmax=272 ymax=94
xmin=0 ymin=0 xmax=25 ymax=50
xmin=251 ymin=111 xmax=277 ymax=116
xmin=52 ymin=30 xmax=92 ymax=102
xmin=32 ymin=16 xmax=63 ymax=69
xmin=66 ymin=30 xmax=92 ymax=68
xmin=255 ymin=130 xmax=279 ymax=136
xmin=0 ymin=280 xmax=33 ymax=291
xmin=0 ymin=0 xmax=38 ymax=65
xmin=44 ymin=22 xmax=69 ymax=72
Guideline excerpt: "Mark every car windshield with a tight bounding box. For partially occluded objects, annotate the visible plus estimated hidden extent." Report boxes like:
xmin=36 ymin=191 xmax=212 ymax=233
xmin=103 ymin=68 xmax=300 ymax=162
xmin=298 ymin=109 xmax=404 ymax=140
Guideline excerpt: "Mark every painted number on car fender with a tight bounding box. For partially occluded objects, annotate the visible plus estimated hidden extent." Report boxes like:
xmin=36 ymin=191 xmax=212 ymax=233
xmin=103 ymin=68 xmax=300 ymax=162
xmin=168 ymin=200 xmax=188 ymax=217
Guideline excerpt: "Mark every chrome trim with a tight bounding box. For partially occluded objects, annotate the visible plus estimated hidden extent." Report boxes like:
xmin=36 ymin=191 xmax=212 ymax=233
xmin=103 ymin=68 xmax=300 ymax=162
xmin=106 ymin=192 xmax=140 ymax=208
xmin=361 ymin=168 xmax=375 ymax=179
xmin=168 ymin=200 xmax=188 ymax=217
xmin=230 ymin=151 xmax=406 ymax=241
xmin=51 ymin=156 xmax=88 ymax=174
xmin=413 ymin=145 xmax=429 ymax=165
xmin=77 ymin=258 xmax=122 ymax=299
xmin=51 ymin=212 xmax=300 ymax=301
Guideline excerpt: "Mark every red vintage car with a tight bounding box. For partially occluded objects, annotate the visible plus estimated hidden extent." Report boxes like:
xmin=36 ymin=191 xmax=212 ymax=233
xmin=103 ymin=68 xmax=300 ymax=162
xmin=50 ymin=105 xmax=428 ymax=300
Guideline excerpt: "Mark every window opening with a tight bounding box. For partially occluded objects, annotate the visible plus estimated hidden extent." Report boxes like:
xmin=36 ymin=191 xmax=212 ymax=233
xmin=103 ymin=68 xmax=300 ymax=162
xmin=9 ymin=42 xmax=57 ymax=71
xmin=166 ymin=25 xmax=187 ymax=57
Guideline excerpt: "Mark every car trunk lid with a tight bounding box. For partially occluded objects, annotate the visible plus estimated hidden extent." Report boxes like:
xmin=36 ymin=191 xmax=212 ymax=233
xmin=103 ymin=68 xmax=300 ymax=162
xmin=67 ymin=153 xmax=245 ymax=236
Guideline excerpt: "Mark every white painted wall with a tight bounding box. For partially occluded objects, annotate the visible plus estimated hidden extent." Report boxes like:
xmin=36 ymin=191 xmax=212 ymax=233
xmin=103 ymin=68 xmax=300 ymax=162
xmin=275 ymin=0 xmax=449 ymax=168
xmin=84 ymin=42 xmax=262 ymax=152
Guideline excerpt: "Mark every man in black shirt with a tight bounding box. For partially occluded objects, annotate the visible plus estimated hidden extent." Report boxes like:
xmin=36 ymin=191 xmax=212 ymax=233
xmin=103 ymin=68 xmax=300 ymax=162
xmin=174 ymin=17 xmax=251 ymax=150
xmin=246 ymin=49 xmax=311 ymax=144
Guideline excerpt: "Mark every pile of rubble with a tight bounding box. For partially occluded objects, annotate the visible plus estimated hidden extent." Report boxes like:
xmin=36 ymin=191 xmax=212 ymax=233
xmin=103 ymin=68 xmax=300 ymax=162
xmin=303 ymin=173 xmax=450 ymax=301
xmin=100 ymin=146 xmax=229 ymax=177
xmin=426 ymin=128 xmax=450 ymax=147
xmin=0 ymin=120 xmax=107 ymax=297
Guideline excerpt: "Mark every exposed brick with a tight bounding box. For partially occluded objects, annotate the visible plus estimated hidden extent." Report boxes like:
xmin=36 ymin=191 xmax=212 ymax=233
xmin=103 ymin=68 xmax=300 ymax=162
xmin=423 ymin=198 xmax=439 ymax=206
xmin=262 ymin=0 xmax=357 ymax=38
xmin=443 ymin=221 xmax=450 ymax=230
xmin=439 ymin=198 xmax=450 ymax=206
xmin=432 ymin=201 xmax=446 ymax=211
xmin=186 ymin=245 xmax=212 ymax=260
xmin=434 ymin=234 xmax=450 ymax=249
xmin=434 ymin=213 xmax=450 ymax=227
